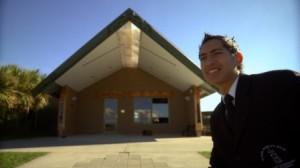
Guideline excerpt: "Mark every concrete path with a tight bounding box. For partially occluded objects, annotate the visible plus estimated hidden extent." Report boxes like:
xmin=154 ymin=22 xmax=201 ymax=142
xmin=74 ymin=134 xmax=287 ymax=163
xmin=0 ymin=134 xmax=212 ymax=168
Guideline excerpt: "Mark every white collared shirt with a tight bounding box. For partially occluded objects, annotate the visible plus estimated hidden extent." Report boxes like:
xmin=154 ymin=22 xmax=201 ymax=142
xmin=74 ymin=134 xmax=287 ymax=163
xmin=222 ymin=76 xmax=239 ymax=105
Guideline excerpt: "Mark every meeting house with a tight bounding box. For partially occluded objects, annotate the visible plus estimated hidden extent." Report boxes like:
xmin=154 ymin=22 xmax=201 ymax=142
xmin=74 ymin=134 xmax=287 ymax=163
xmin=33 ymin=9 xmax=214 ymax=137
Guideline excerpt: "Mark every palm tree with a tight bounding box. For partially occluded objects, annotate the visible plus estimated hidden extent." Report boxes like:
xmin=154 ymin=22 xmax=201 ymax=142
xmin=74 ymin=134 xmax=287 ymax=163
xmin=0 ymin=65 xmax=50 ymax=126
xmin=0 ymin=65 xmax=20 ymax=123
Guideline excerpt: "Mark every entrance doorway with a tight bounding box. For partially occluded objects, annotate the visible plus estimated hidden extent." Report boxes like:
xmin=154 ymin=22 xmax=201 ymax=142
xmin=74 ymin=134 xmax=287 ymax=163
xmin=104 ymin=98 xmax=118 ymax=132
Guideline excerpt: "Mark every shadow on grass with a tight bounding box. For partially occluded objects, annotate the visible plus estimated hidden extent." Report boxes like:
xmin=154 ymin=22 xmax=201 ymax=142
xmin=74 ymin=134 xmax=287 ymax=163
xmin=199 ymin=151 xmax=211 ymax=159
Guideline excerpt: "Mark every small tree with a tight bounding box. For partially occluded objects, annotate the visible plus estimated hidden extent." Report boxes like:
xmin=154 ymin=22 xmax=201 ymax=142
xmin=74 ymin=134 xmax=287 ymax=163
xmin=0 ymin=65 xmax=20 ymax=123
xmin=0 ymin=65 xmax=50 ymax=127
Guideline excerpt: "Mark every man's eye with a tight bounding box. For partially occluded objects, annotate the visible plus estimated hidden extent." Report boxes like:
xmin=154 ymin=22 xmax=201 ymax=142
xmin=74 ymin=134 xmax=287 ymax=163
xmin=214 ymin=52 xmax=222 ymax=55
xmin=200 ymin=56 xmax=207 ymax=61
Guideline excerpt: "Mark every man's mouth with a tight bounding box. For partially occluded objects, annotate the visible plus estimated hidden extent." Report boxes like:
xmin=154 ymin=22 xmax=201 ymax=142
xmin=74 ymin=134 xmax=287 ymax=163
xmin=208 ymin=68 xmax=220 ymax=74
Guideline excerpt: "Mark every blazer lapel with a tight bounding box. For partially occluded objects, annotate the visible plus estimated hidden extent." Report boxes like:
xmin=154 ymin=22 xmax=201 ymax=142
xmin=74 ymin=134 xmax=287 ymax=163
xmin=214 ymin=102 xmax=235 ymax=144
xmin=234 ymin=74 xmax=252 ymax=152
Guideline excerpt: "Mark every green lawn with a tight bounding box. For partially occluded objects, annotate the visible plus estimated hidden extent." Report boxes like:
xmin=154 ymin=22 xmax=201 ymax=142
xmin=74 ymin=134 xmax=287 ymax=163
xmin=199 ymin=151 xmax=211 ymax=159
xmin=0 ymin=152 xmax=48 ymax=168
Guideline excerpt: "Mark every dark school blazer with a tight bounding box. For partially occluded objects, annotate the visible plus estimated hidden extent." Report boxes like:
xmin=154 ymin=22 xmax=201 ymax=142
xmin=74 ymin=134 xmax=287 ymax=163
xmin=209 ymin=70 xmax=300 ymax=168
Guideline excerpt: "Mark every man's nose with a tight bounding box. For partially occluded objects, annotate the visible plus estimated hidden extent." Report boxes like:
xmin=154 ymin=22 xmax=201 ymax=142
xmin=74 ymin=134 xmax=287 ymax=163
xmin=203 ymin=57 xmax=215 ymax=66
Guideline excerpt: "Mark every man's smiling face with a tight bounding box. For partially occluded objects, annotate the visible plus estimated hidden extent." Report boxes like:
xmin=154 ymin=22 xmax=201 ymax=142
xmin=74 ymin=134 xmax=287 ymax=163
xmin=199 ymin=39 xmax=240 ymax=91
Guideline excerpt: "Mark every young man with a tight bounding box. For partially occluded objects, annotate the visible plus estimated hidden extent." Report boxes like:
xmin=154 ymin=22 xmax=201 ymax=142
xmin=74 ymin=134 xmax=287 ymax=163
xmin=199 ymin=33 xmax=299 ymax=168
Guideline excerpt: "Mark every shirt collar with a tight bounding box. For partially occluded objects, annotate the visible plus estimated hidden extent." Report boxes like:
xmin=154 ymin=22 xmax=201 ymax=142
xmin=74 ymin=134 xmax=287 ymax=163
xmin=228 ymin=76 xmax=239 ymax=99
xmin=222 ymin=76 xmax=239 ymax=103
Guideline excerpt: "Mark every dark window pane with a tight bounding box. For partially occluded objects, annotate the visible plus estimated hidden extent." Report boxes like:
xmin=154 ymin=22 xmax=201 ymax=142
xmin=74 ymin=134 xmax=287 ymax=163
xmin=152 ymin=98 xmax=168 ymax=103
xmin=152 ymin=99 xmax=169 ymax=124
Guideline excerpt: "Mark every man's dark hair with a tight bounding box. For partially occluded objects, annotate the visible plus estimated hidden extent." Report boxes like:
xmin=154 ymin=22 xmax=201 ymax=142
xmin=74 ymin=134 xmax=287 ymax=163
xmin=199 ymin=33 xmax=243 ymax=71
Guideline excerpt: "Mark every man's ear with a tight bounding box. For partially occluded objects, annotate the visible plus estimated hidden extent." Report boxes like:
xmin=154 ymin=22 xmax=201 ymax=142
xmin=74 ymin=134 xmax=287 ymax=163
xmin=235 ymin=51 xmax=243 ymax=65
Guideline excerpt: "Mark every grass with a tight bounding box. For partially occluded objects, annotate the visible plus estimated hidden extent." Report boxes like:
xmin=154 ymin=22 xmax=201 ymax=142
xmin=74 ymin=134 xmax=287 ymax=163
xmin=199 ymin=151 xmax=211 ymax=159
xmin=0 ymin=152 xmax=48 ymax=168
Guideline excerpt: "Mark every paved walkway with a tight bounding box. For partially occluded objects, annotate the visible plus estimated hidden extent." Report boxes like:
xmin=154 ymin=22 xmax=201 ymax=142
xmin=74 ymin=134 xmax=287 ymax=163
xmin=0 ymin=134 xmax=212 ymax=168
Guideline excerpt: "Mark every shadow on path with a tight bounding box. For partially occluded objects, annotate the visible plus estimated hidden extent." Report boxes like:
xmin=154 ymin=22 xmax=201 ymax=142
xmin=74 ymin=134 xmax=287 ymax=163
xmin=0 ymin=134 xmax=183 ymax=149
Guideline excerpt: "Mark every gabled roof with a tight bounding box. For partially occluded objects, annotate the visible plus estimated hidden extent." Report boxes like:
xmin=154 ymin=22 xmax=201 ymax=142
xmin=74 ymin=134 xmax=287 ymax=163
xmin=33 ymin=8 xmax=215 ymax=97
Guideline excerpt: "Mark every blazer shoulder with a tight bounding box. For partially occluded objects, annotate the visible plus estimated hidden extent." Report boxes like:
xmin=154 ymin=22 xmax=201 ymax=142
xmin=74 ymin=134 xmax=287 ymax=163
xmin=251 ymin=69 xmax=298 ymax=79
xmin=250 ymin=69 xmax=299 ymax=86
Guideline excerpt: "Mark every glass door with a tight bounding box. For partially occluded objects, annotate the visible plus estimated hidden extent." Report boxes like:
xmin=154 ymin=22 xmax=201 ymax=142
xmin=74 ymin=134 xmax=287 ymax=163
xmin=104 ymin=98 xmax=118 ymax=132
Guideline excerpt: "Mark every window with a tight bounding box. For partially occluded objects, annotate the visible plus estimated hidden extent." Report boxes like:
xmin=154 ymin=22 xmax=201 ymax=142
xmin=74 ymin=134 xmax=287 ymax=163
xmin=104 ymin=98 xmax=118 ymax=131
xmin=134 ymin=97 xmax=169 ymax=124
xmin=134 ymin=97 xmax=152 ymax=124
xmin=152 ymin=98 xmax=169 ymax=123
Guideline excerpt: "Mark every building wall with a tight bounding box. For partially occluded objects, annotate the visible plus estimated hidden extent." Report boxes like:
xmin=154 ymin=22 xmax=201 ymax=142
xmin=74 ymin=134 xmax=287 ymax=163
xmin=58 ymin=86 xmax=77 ymax=136
xmin=69 ymin=68 xmax=189 ymax=135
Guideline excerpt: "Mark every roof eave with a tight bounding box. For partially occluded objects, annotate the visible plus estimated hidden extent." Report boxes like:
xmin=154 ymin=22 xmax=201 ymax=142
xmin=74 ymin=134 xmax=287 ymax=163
xmin=33 ymin=9 xmax=134 ymax=96
xmin=33 ymin=8 xmax=215 ymax=96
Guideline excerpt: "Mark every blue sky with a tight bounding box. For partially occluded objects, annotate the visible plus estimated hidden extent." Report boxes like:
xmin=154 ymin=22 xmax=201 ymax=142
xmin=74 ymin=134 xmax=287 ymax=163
xmin=1 ymin=0 xmax=299 ymax=111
